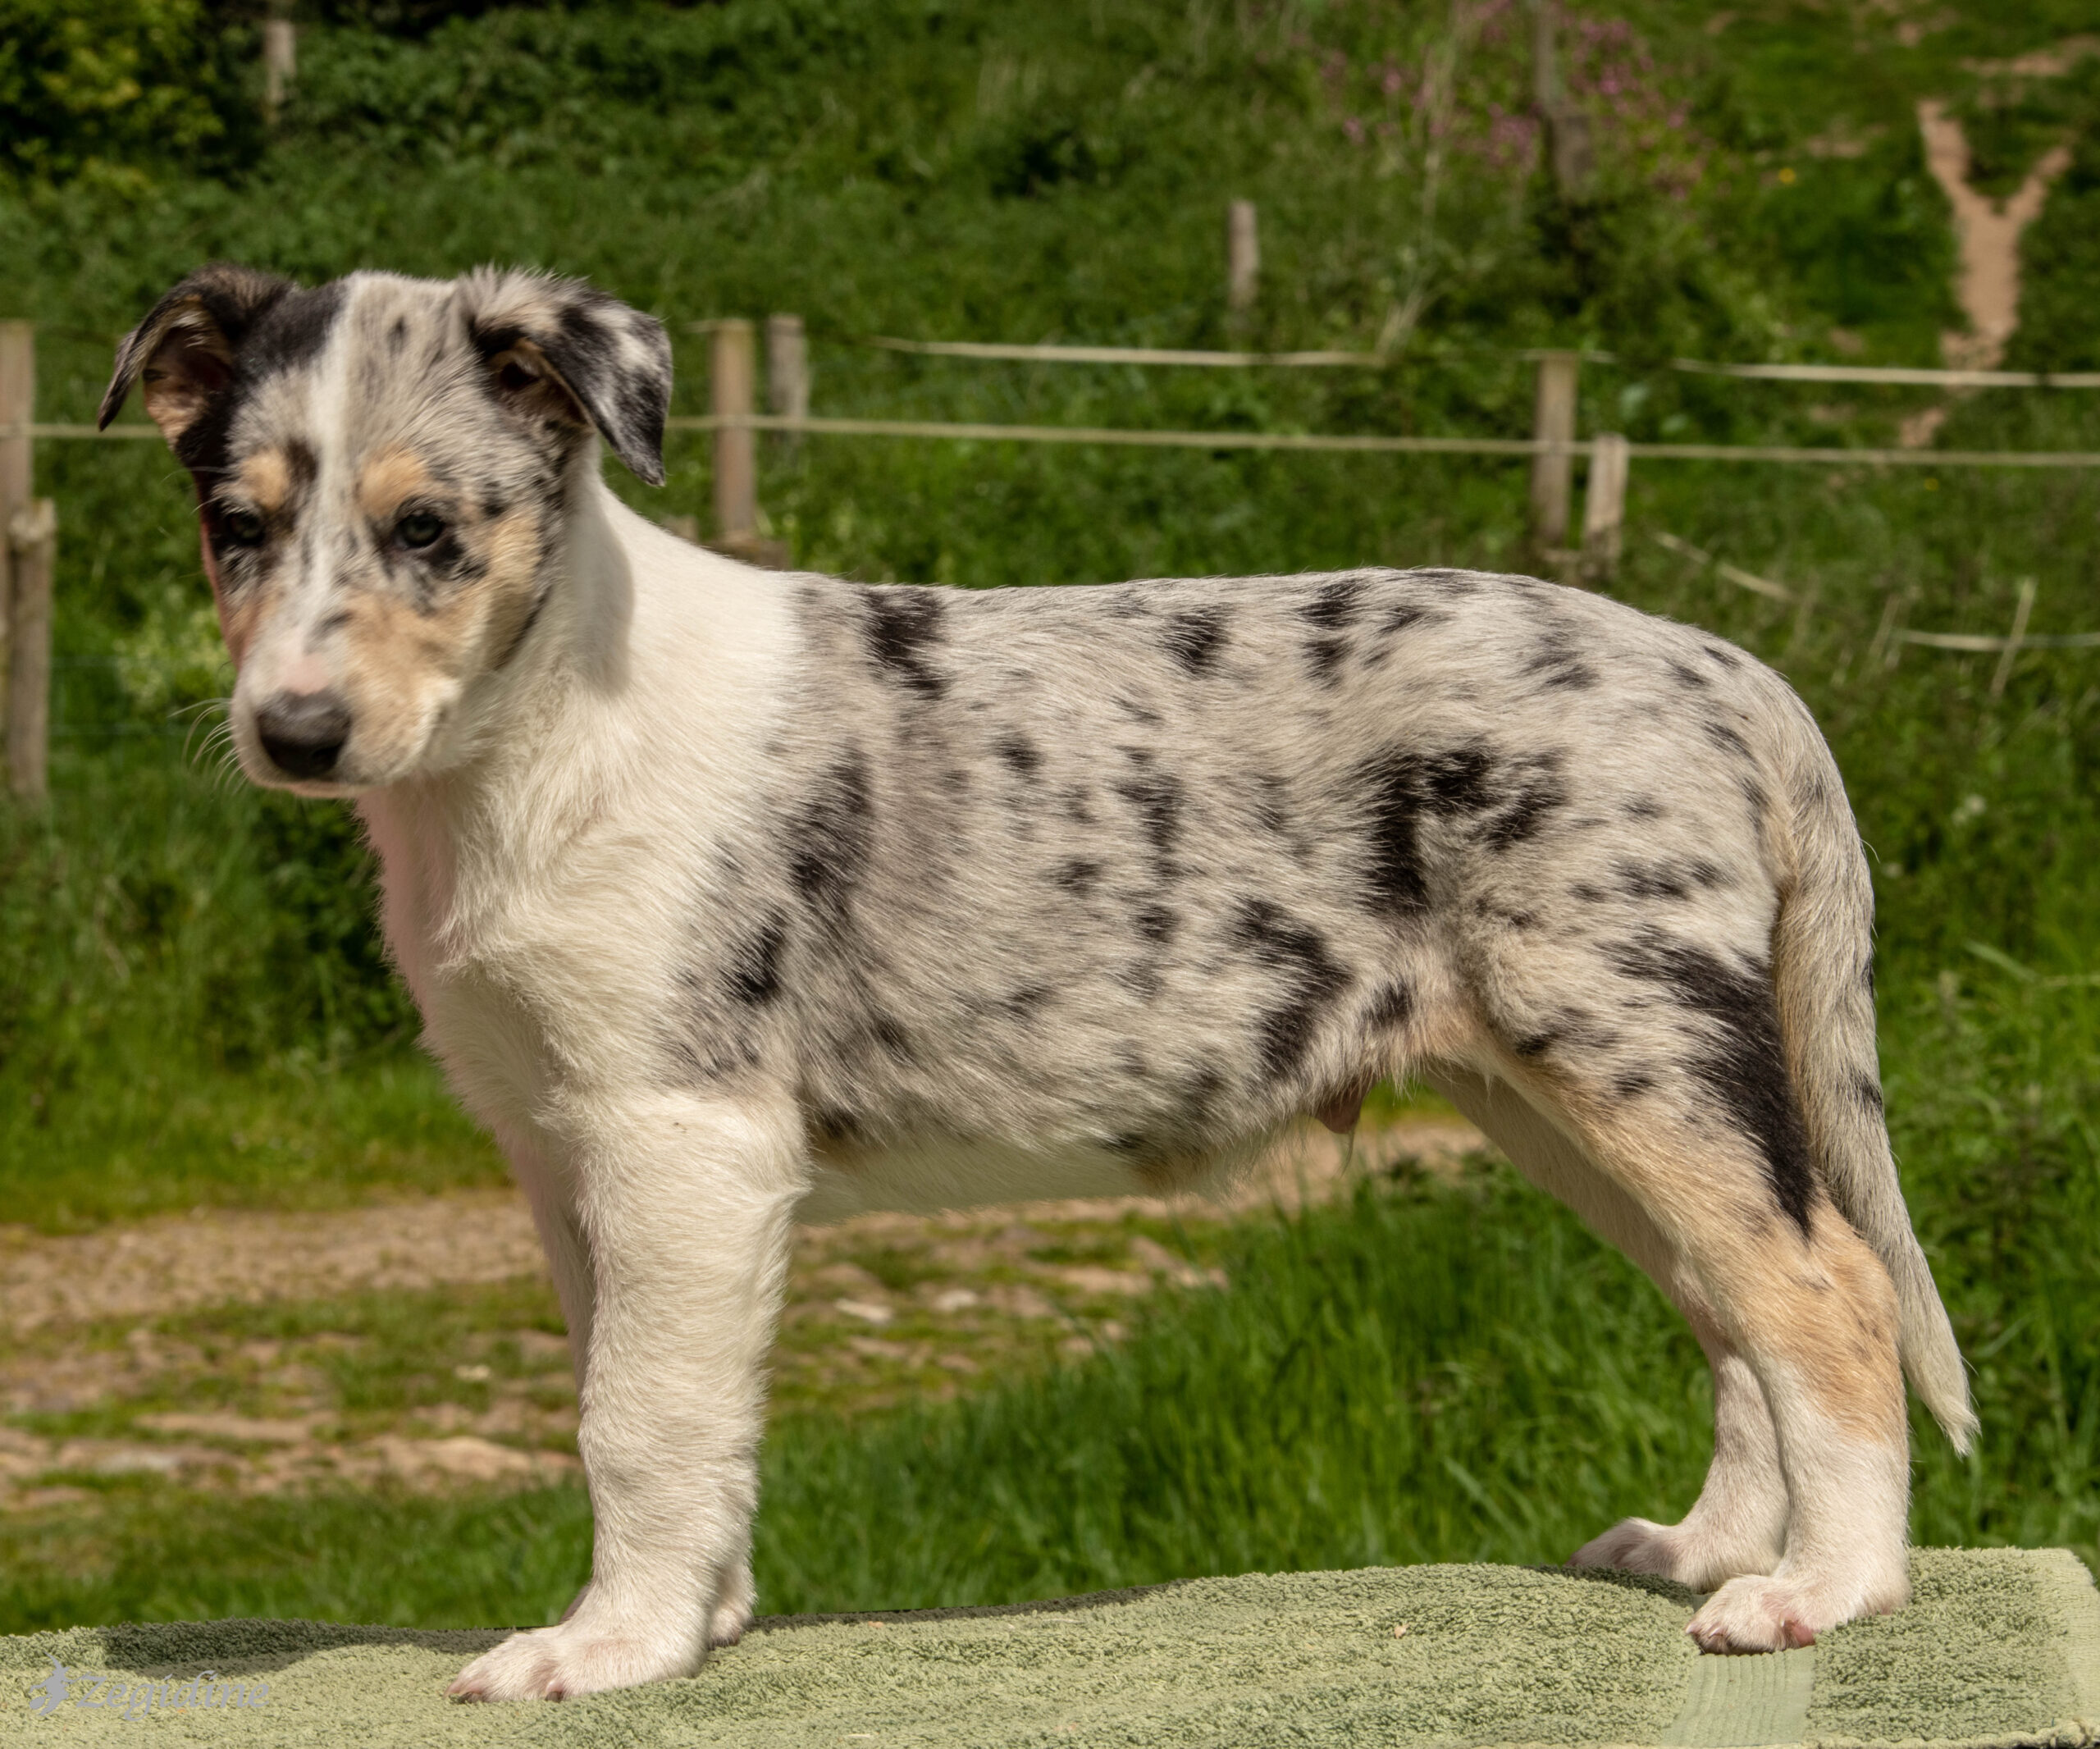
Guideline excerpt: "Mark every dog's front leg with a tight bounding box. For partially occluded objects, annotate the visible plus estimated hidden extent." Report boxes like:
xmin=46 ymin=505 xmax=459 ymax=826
xmin=450 ymin=1092 xmax=803 ymax=1701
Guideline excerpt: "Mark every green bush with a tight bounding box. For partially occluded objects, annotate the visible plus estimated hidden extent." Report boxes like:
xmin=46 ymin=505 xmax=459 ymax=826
xmin=0 ymin=0 xmax=258 ymax=185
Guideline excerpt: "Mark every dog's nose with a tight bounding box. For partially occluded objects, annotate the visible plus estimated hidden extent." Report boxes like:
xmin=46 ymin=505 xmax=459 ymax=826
xmin=255 ymin=691 xmax=352 ymax=779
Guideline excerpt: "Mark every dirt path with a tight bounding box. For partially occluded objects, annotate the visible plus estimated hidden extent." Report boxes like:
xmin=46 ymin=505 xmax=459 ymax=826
xmin=0 ymin=1117 xmax=1486 ymax=1514
xmin=1896 ymin=43 xmax=2087 ymax=445
xmin=0 ymin=1117 xmax=1481 ymax=1336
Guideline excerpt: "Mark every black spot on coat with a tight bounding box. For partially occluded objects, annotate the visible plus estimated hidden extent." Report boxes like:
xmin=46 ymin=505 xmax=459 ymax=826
xmin=1608 ymin=928 xmax=1817 ymax=1233
xmin=1367 ymin=982 xmax=1414 ymax=1029
xmin=1476 ymin=753 xmax=1568 ymax=852
xmin=1614 ymin=858 xmax=1727 ymax=902
xmin=1359 ymin=750 xmax=1430 ymax=916
xmin=724 ymin=913 xmax=787 ymax=1007
xmin=1054 ymin=858 xmax=1102 ymax=895
xmin=241 ymin=281 xmax=347 ymax=382
xmin=863 ymin=588 xmax=947 ymax=696
xmin=1526 ymin=625 xmax=1597 ymax=690
xmin=788 ymin=753 xmax=874 ymax=925
xmin=1162 ymin=609 xmax=1228 ymax=674
xmin=1704 ymin=719 xmax=1755 ymax=761
xmin=1116 ymin=773 xmax=1184 ymax=863
xmin=1232 ymin=898 xmax=1352 ymax=1084
xmin=1422 ymin=743 xmax=1496 ymax=815
xmin=1301 ymin=578 xmax=1364 ymax=629
xmin=994 ymin=732 xmax=1042 ymax=777
xmin=1305 ymin=637 xmax=1349 ymax=683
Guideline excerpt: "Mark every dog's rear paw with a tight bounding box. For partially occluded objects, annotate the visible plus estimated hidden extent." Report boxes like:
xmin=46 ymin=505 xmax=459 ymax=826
xmin=1686 ymin=1569 xmax=1906 ymax=1654
xmin=447 ymin=1623 xmax=697 ymax=1701
xmin=1687 ymin=1577 xmax=1819 ymax=1652
xmin=1571 ymin=1517 xmax=1681 ymax=1575
xmin=1571 ymin=1517 xmax=1780 ymax=1592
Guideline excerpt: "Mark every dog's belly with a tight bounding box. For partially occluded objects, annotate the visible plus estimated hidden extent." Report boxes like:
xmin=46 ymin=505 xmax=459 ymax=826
xmin=795 ymin=1128 xmax=1249 ymax=1224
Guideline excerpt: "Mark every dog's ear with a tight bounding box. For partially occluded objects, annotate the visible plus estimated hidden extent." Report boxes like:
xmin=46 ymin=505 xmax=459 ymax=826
xmin=98 ymin=263 xmax=297 ymax=441
xmin=457 ymin=268 xmax=672 ymax=487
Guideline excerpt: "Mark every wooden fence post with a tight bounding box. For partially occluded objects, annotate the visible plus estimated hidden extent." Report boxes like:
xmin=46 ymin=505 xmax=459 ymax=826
xmin=1226 ymin=199 xmax=1259 ymax=327
xmin=710 ymin=318 xmax=757 ymax=545
xmin=1531 ymin=2 xmax=1591 ymax=197
xmin=1529 ymin=350 xmax=1580 ymax=554
xmin=766 ymin=313 xmax=808 ymax=453
xmin=0 ymin=319 xmax=31 ymax=783
xmin=263 ymin=2 xmax=297 ymax=126
xmin=1580 ymin=432 xmax=1628 ymax=579
xmin=1990 ymin=578 xmax=2037 ymax=700
xmin=7 ymin=500 xmax=52 ymax=801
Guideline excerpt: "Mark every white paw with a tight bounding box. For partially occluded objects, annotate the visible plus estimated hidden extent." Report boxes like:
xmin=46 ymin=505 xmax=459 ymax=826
xmin=447 ymin=1621 xmax=698 ymax=1701
xmin=1571 ymin=1517 xmax=1779 ymax=1591
xmin=708 ymin=1563 xmax=756 ymax=1648
xmin=1687 ymin=1573 xmax=1879 ymax=1653
xmin=1572 ymin=1517 xmax=1682 ymax=1574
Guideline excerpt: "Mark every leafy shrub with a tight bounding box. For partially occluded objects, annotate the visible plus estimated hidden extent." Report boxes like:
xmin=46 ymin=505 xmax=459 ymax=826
xmin=0 ymin=0 xmax=258 ymax=185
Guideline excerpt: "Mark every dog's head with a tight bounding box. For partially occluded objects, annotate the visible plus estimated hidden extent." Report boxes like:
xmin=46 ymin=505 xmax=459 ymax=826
xmin=101 ymin=265 xmax=671 ymax=794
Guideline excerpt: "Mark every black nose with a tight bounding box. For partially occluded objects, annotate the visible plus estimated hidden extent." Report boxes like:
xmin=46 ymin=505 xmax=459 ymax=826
xmin=255 ymin=692 xmax=352 ymax=779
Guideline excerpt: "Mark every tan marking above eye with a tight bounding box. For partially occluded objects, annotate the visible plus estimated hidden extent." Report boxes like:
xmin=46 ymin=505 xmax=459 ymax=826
xmin=235 ymin=449 xmax=296 ymax=515
xmin=358 ymin=446 xmax=441 ymax=523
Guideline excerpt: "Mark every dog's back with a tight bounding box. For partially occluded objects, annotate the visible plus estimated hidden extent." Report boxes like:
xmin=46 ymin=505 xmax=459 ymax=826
xmin=697 ymin=567 xmax=1810 ymax=1206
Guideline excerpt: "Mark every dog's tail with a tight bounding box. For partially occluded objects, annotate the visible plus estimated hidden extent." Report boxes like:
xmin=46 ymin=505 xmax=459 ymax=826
xmin=1765 ymin=688 xmax=1975 ymax=1452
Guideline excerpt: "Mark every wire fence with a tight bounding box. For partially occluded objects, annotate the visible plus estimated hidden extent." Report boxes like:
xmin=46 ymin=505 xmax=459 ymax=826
xmin=11 ymin=317 xmax=2100 ymax=783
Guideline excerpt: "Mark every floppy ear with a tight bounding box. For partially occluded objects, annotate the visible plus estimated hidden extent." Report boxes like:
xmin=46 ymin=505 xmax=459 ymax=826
xmin=457 ymin=267 xmax=673 ymax=487
xmin=98 ymin=263 xmax=296 ymax=442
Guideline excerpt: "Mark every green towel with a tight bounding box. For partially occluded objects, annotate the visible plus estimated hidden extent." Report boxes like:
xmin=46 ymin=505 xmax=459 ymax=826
xmin=2 ymin=1549 xmax=2094 ymax=1746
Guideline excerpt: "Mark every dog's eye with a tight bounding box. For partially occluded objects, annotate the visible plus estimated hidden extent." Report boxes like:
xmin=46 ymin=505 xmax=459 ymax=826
xmin=219 ymin=509 xmax=265 ymax=546
xmin=395 ymin=513 xmax=446 ymax=550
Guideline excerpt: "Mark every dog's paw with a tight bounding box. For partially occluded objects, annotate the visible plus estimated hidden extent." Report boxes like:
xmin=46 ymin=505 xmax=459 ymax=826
xmin=708 ymin=1563 xmax=756 ymax=1648
xmin=447 ymin=1623 xmax=698 ymax=1701
xmin=1571 ymin=1517 xmax=1682 ymax=1575
xmin=1571 ymin=1517 xmax=1779 ymax=1591
xmin=1687 ymin=1577 xmax=1821 ymax=1652
xmin=1687 ymin=1559 xmax=1910 ymax=1654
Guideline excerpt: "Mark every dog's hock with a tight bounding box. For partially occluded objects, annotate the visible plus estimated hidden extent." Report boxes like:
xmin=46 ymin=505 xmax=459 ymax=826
xmin=459 ymin=268 xmax=673 ymax=487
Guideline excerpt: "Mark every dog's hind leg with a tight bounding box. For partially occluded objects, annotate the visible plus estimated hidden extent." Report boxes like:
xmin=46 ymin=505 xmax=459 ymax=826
xmin=1426 ymin=1068 xmax=1788 ymax=1590
xmin=1570 ymin=1337 xmax=1787 ymax=1591
xmin=449 ymin=1091 xmax=804 ymax=1701
xmin=1444 ymin=1050 xmax=1909 ymax=1651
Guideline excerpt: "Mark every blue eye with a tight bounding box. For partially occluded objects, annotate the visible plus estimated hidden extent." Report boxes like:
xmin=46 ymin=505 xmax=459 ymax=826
xmin=395 ymin=513 xmax=445 ymax=550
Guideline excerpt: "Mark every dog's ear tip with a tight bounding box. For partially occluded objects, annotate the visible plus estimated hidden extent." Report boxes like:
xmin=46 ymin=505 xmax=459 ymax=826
xmin=94 ymin=372 xmax=131 ymax=431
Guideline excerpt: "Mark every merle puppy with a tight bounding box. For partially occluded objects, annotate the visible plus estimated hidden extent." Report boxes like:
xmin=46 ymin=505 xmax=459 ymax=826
xmin=98 ymin=264 xmax=1974 ymax=1699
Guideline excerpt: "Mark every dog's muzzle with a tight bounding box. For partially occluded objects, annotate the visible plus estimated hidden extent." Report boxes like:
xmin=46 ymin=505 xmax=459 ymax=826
xmin=255 ymin=690 xmax=354 ymax=780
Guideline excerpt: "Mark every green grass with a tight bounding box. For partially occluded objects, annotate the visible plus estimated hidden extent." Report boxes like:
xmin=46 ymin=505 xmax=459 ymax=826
xmin=0 ymin=1054 xmax=502 ymax=1231
xmin=0 ymin=1486 xmax=594 ymax=1633
xmin=3 ymin=1123 xmax=2089 ymax=1633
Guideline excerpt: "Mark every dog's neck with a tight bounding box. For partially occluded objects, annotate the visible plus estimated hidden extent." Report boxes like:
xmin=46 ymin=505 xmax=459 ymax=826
xmin=355 ymin=461 xmax=651 ymax=963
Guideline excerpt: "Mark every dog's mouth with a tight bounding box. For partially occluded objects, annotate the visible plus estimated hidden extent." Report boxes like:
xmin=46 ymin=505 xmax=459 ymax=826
xmin=235 ymin=669 xmax=482 ymax=797
xmin=234 ymin=699 xmax=442 ymax=797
